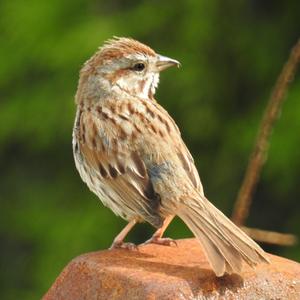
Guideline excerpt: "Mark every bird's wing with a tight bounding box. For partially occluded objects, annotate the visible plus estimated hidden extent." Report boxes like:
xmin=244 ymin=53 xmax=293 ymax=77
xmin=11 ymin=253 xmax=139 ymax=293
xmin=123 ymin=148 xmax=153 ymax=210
xmin=75 ymin=109 xmax=163 ymax=228
xmin=150 ymin=101 xmax=203 ymax=195
xmin=175 ymin=141 xmax=203 ymax=194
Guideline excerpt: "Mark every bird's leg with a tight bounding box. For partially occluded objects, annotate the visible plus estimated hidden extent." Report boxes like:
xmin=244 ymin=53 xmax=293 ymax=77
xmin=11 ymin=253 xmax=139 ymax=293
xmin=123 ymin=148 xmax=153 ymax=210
xmin=142 ymin=215 xmax=177 ymax=246
xmin=109 ymin=219 xmax=138 ymax=250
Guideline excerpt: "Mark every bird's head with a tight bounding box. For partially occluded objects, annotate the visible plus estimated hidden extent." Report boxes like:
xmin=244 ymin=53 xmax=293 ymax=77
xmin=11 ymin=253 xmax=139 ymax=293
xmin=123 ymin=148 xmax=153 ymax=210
xmin=76 ymin=37 xmax=180 ymax=104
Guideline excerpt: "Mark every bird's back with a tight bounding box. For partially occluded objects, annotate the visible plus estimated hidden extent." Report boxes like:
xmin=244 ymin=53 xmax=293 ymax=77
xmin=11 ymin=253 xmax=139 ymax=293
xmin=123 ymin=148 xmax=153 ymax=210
xmin=73 ymin=95 xmax=203 ymax=220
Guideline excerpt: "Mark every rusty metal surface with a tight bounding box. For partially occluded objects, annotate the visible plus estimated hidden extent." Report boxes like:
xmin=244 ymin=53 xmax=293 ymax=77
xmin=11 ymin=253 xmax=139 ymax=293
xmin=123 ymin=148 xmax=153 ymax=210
xmin=43 ymin=239 xmax=300 ymax=300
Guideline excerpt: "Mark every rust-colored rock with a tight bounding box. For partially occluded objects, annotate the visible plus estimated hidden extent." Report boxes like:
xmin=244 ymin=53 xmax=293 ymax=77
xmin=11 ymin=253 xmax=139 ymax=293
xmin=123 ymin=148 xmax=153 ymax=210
xmin=43 ymin=238 xmax=300 ymax=300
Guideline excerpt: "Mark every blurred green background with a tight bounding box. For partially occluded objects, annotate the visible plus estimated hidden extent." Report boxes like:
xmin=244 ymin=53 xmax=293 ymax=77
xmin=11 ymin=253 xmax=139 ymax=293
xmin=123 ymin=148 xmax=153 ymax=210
xmin=1 ymin=0 xmax=300 ymax=299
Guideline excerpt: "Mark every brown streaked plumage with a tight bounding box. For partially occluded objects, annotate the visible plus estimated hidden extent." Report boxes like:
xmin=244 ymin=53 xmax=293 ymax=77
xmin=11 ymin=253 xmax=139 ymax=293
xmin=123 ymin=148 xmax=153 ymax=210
xmin=72 ymin=37 xmax=269 ymax=276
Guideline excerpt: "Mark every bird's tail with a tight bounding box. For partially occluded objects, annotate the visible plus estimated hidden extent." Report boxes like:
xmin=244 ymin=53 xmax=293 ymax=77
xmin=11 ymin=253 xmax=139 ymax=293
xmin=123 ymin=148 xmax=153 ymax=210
xmin=177 ymin=196 xmax=269 ymax=276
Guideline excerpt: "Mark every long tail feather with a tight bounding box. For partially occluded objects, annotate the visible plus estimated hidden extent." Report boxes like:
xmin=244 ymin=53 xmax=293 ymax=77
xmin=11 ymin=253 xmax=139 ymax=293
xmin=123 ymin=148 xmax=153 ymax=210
xmin=177 ymin=196 xmax=269 ymax=276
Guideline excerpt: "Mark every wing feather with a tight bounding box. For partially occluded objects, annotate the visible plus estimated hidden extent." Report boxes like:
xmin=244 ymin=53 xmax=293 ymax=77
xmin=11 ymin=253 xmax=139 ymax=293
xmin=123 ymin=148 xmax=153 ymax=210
xmin=77 ymin=110 xmax=163 ymax=227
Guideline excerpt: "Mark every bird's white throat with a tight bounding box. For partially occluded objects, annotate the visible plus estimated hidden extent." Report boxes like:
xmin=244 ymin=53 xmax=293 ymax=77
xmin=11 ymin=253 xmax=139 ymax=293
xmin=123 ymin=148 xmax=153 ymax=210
xmin=114 ymin=72 xmax=160 ymax=99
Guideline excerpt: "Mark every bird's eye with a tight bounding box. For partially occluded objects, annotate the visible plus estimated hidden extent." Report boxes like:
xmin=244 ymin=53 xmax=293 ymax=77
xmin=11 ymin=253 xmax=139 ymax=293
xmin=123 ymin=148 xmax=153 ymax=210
xmin=132 ymin=63 xmax=145 ymax=72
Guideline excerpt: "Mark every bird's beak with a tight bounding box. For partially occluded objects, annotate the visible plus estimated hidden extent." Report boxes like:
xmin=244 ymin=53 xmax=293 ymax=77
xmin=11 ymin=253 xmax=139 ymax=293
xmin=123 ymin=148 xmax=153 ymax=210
xmin=156 ymin=55 xmax=181 ymax=72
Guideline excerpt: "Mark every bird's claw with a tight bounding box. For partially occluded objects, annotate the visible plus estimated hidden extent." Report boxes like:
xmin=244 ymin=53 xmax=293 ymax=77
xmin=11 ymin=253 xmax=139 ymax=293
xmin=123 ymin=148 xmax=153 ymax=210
xmin=109 ymin=242 xmax=138 ymax=251
xmin=141 ymin=237 xmax=177 ymax=247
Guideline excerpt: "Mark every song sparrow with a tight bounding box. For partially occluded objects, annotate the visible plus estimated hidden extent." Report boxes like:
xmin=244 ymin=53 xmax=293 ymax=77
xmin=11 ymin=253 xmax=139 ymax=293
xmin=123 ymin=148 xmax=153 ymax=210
xmin=73 ymin=37 xmax=269 ymax=276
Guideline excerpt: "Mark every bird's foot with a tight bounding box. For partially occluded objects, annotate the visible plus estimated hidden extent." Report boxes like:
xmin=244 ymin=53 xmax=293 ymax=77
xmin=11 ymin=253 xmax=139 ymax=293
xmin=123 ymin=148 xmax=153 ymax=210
xmin=109 ymin=241 xmax=138 ymax=251
xmin=141 ymin=237 xmax=177 ymax=247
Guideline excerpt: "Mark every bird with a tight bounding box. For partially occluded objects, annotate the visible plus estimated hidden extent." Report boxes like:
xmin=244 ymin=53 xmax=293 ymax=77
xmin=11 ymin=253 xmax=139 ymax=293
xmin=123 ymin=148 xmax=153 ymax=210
xmin=72 ymin=37 xmax=269 ymax=277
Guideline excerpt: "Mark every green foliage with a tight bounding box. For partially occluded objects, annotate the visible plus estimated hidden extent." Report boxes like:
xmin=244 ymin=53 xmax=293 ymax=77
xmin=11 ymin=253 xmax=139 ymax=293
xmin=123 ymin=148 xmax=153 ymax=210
xmin=1 ymin=1 xmax=300 ymax=299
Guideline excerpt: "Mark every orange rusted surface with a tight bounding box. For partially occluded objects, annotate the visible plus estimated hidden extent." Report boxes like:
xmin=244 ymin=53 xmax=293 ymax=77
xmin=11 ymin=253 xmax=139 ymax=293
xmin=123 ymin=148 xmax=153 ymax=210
xmin=43 ymin=238 xmax=300 ymax=299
